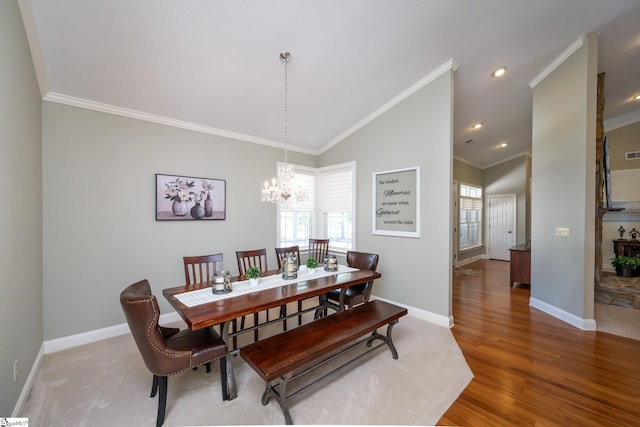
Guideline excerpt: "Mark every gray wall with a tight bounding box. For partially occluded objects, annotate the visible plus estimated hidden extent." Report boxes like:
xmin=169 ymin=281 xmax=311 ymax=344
xmin=0 ymin=0 xmax=43 ymax=415
xmin=484 ymin=155 xmax=530 ymax=244
xmin=453 ymin=158 xmax=483 ymax=186
xmin=605 ymin=120 xmax=640 ymax=170
xmin=530 ymin=33 xmax=597 ymax=321
xmin=42 ymin=102 xmax=316 ymax=339
xmin=320 ymin=71 xmax=454 ymax=319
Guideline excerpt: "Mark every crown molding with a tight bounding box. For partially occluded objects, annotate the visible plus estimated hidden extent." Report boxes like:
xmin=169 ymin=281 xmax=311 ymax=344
xmin=529 ymin=35 xmax=586 ymax=89
xmin=43 ymin=92 xmax=317 ymax=155
xmin=18 ymin=0 xmax=49 ymax=98
xmin=604 ymin=110 xmax=640 ymax=132
xmin=453 ymin=155 xmax=482 ymax=169
xmin=320 ymin=59 xmax=457 ymax=154
xmin=482 ymin=150 xmax=532 ymax=170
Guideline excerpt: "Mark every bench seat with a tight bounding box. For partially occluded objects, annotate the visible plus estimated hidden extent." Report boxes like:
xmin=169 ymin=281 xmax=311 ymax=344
xmin=240 ymin=300 xmax=407 ymax=424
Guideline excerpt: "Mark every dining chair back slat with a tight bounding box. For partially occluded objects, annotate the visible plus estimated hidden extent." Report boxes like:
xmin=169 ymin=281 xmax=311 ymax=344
xmin=236 ymin=249 xmax=268 ymax=276
xmin=308 ymin=238 xmax=329 ymax=263
xmin=183 ymin=253 xmax=223 ymax=285
xmin=275 ymin=246 xmax=301 ymax=271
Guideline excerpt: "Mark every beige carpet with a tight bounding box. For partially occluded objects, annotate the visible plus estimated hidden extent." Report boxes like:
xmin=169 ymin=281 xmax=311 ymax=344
xmin=21 ymin=309 xmax=473 ymax=426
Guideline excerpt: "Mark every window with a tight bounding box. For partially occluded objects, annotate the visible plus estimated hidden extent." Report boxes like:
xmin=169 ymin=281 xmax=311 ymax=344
xmin=318 ymin=163 xmax=355 ymax=252
xmin=277 ymin=161 xmax=355 ymax=253
xmin=459 ymin=183 xmax=482 ymax=250
xmin=278 ymin=165 xmax=316 ymax=248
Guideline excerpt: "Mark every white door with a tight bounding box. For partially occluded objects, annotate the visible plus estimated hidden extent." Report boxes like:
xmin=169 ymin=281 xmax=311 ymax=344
xmin=488 ymin=194 xmax=516 ymax=260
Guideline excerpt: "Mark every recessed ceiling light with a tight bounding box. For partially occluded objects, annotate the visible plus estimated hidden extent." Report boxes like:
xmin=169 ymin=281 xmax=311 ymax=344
xmin=492 ymin=67 xmax=506 ymax=77
xmin=472 ymin=122 xmax=483 ymax=129
xmin=634 ymin=94 xmax=640 ymax=101
xmin=499 ymin=142 xmax=508 ymax=148
xmin=465 ymin=139 xmax=474 ymax=144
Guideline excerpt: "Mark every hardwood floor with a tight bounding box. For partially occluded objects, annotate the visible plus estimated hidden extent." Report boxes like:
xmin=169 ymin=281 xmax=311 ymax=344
xmin=438 ymin=259 xmax=640 ymax=426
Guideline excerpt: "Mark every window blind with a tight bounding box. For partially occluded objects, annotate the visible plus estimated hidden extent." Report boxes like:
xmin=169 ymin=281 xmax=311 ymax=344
xmin=319 ymin=166 xmax=352 ymax=213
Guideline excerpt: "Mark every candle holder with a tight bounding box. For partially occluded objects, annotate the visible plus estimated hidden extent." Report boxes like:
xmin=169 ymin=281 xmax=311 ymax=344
xmin=212 ymin=271 xmax=232 ymax=294
xmin=282 ymin=254 xmax=298 ymax=279
xmin=324 ymin=255 xmax=338 ymax=272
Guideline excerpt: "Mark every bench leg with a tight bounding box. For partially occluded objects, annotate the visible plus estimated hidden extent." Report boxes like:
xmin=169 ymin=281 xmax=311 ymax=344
xmin=262 ymin=374 xmax=294 ymax=425
xmin=366 ymin=320 xmax=400 ymax=359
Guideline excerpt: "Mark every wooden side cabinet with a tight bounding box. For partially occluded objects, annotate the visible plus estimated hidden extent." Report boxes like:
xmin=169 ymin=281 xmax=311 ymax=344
xmin=612 ymin=239 xmax=640 ymax=257
xmin=509 ymin=244 xmax=531 ymax=287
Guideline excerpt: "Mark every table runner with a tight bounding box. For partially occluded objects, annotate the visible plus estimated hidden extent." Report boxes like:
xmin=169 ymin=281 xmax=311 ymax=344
xmin=175 ymin=265 xmax=358 ymax=308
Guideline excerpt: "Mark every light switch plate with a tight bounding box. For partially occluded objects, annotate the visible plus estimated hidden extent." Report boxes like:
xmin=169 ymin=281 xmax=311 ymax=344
xmin=555 ymin=227 xmax=570 ymax=237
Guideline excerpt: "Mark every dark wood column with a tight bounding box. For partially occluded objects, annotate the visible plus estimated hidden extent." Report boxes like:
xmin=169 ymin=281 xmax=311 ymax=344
xmin=595 ymin=72 xmax=605 ymax=283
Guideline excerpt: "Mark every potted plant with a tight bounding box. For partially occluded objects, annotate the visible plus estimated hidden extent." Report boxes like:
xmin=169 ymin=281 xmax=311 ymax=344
xmin=247 ymin=265 xmax=261 ymax=287
xmin=306 ymin=257 xmax=318 ymax=274
xmin=610 ymin=255 xmax=640 ymax=277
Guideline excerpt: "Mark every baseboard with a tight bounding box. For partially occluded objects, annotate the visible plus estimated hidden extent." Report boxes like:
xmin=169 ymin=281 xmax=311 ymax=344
xmin=372 ymin=296 xmax=453 ymax=328
xmin=12 ymin=344 xmax=44 ymax=417
xmin=43 ymin=311 xmax=183 ymax=354
xmin=529 ymin=297 xmax=597 ymax=331
xmin=455 ymin=254 xmax=485 ymax=268
xmin=14 ymin=312 xmax=183 ymax=416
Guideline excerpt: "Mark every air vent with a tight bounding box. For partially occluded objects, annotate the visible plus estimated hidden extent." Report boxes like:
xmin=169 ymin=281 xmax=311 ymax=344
xmin=625 ymin=151 xmax=640 ymax=160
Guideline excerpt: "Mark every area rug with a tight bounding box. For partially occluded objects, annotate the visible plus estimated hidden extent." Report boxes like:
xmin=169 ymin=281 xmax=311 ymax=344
xmin=21 ymin=307 xmax=473 ymax=426
xmin=453 ymin=268 xmax=482 ymax=278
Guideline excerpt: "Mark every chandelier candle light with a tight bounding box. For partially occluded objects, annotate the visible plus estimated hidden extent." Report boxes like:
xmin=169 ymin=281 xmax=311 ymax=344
xmin=260 ymin=51 xmax=306 ymax=209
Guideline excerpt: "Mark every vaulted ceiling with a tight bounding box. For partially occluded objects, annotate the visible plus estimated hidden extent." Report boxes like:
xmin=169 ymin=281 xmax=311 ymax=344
xmin=21 ymin=0 xmax=640 ymax=168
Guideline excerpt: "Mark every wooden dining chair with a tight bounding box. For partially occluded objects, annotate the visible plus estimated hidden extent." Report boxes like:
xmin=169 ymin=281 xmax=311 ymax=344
xmin=308 ymin=238 xmax=329 ymax=264
xmin=236 ymin=249 xmax=269 ymax=342
xmin=275 ymin=246 xmax=302 ymax=328
xmin=183 ymin=253 xmax=224 ymax=285
xmin=325 ymin=251 xmax=379 ymax=312
xmin=183 ymin=253 xmax=228 ymax=338
xmin=236 ymin=249 xmax=268 ymax=276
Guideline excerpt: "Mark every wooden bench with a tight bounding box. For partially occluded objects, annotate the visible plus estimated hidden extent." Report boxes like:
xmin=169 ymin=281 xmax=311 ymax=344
xmin=239 ymin=300 xmax=408 ymax=424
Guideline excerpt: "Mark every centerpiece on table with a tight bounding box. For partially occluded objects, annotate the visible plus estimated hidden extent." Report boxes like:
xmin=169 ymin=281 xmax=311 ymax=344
xmin=306 ymin=257 xmax=318 ymax=274
xmin=247 ymin=266 xmax=261 ymax=287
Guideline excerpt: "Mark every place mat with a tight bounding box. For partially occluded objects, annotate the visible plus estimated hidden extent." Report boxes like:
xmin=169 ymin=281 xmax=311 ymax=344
xmin=175 ymin=265 xmax=358 ymax=308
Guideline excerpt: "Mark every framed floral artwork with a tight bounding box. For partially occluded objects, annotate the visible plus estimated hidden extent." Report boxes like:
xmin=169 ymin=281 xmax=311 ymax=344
xmin=156 ymin=174 xmax=226 ymax=220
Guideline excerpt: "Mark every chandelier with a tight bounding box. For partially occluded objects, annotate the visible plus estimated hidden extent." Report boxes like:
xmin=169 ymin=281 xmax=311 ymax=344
xmin=260 ymin=51 xmax=306 ymax=209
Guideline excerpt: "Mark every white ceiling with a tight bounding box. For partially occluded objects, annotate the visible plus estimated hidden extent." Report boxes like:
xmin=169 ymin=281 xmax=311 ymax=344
xmin=21 ymin=0 xmax=640 ymax=168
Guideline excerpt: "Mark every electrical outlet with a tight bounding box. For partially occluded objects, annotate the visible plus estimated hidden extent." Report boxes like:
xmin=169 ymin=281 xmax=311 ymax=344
xmin=14 ymin=359 xmax=18 ymax=382
xmin=555 ymin=227 xmax=570 ymax=237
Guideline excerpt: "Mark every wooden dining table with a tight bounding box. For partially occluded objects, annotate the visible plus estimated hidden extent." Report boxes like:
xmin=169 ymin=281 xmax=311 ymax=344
xmin=162 ymin=267 xmax=381 ymax=399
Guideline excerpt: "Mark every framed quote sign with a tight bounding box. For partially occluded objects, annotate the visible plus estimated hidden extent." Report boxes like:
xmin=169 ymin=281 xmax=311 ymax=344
xmin=372 ymin=166 xmax=421 ymax=238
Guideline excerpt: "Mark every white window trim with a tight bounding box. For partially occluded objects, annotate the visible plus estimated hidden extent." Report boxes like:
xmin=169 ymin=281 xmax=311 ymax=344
xmin=459 ymin=182 xmax=483 ymax=251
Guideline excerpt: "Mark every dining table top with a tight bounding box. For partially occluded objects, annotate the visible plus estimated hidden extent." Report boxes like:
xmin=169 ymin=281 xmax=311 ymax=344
xmin=163 ymin=268 xmax=381 ymax=331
